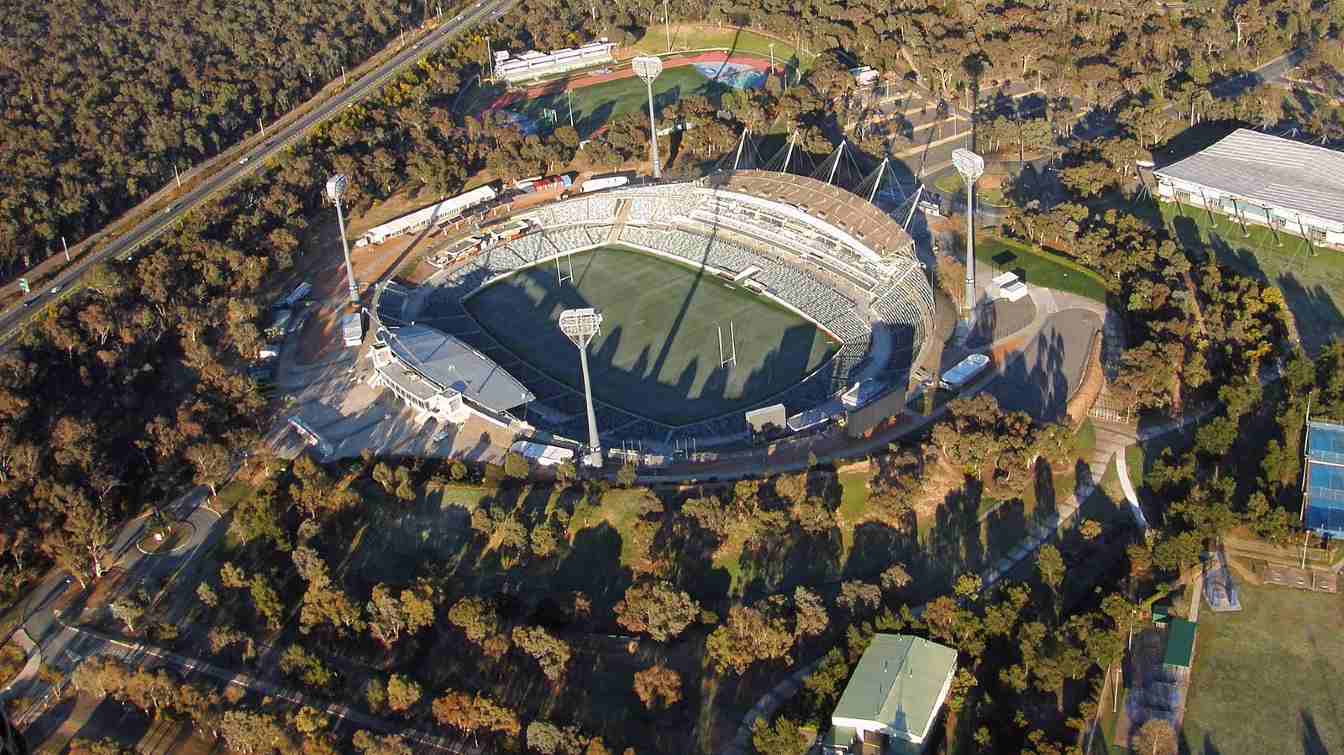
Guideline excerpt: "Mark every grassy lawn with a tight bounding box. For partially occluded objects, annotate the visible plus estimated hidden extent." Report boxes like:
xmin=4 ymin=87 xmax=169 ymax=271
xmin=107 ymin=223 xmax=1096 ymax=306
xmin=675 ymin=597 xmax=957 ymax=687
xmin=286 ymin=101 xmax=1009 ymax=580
xmin=836 ymin=470 xmax=869 ymax=556
xmin=215 ymin=481 xmax=256 ymax=511
xmin=933 ymin=172 xmax=1009 ymax=207
xmin=1156 ymin=200 xmax=1344 ymax=354
xmin=977 ymin=236 xmax=1109 ymax=303
xmin=630 ymin=24 xmax=813 ymax=69
xmin=1181 ymin=583 xmax=1344 ymax=754
xmin=1125 ymin=444 xmax=1144 ymax=495
xmin=466 ymin=245 xmax=837 ymax=425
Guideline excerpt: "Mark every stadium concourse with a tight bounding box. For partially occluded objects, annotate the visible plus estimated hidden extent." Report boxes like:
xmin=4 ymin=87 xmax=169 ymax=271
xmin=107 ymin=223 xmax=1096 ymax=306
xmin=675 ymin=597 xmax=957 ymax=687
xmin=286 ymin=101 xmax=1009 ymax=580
xmin=368 ymin=170 xmax=937 ymax=457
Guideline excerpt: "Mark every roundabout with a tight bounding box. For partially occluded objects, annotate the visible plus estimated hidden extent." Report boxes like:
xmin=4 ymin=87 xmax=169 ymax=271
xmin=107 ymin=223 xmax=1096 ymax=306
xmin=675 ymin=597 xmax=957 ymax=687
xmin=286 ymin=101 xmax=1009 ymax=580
xmin=135 ymin=520 xmax=196 ymax=556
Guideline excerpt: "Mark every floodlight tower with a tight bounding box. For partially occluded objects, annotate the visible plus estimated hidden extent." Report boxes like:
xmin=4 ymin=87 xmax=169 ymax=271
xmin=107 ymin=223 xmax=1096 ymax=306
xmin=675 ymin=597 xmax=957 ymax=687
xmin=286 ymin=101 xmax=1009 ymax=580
xmin=951 ymin=149 xmax=985 ymax=325
xmin=559 ymin=308 xmax=605 ymax=467
xmin=326 ymin=174 xmax=359 ymax=305
xmin=632 ymin=56 xmax=664 ymax=179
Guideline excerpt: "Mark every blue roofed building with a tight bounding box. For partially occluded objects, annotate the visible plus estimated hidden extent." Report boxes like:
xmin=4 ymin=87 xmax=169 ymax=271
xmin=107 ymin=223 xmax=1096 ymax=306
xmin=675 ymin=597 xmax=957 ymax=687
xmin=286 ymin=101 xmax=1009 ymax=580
xmin=1303 ymin=420 xmax=1344 ymax=537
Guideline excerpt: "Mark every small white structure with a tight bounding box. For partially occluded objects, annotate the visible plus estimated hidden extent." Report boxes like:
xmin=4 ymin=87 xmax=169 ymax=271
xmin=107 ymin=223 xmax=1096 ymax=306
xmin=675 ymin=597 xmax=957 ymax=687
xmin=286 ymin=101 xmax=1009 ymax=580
xmin=340 ymin=312 xmax=363 ymax=348
xmin=848 ymin=66 xmax=880 ymax=87
xmin=494 ymin=40 xmax=616 ymax=84
xmin=510 ymin=440 xmax=576 ymax=467
xmin=361 ymin=186 xmax=498 ymax=245
xmin=986 ymin=271 xmax=1029 ymax=302
xmin=581 ymin=175 xmax=630 ymax=193
xmin=1153 ymin=128 xmax=1344 ymax=247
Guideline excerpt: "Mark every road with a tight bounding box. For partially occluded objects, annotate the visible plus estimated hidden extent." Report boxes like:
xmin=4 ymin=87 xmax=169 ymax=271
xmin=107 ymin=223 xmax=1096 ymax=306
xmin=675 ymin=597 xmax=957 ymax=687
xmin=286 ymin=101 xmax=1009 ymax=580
xmin=0 ymin=0 xmax=517 ymax=345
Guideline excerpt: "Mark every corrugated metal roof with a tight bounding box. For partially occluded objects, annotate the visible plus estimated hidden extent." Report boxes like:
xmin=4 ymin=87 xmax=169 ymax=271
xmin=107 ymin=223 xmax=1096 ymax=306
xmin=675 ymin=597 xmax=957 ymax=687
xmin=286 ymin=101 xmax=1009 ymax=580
xmin=382 ymin=324 xmax=534 ymax=411
xmin=1154 ymin=129 xmax=1344 ymax=225
xmin=832 ymin=634 xmax=957 ymax=739
xmin=1162 ymin=618 xmax=1196 ymax=668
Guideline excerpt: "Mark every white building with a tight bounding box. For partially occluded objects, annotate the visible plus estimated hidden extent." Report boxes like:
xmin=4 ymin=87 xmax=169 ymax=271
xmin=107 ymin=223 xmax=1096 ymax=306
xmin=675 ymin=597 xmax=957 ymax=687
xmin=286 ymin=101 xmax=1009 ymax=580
xmin=360 ymin=186 xmax=498 ymax=246
xmin=823 ymin=634 xmax=957 ymax=755
xmin=1153 ymin=128 xmax=1344 ymax=247
xmin=494 ymin=40 xmax=616 ymax=84
xmin=370 ymin=325 xmax=534 ymax=424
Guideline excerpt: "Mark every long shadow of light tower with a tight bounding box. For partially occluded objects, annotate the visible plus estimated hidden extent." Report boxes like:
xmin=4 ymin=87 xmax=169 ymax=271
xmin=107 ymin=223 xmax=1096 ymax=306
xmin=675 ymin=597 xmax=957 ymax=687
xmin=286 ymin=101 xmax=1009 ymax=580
xmin=951 ymin=148 xmax=984 ymax=327
xmin=560 ymin=307 xmax=604 ymax=467
xmin=632 ymin=56 xmax=664 ymax=179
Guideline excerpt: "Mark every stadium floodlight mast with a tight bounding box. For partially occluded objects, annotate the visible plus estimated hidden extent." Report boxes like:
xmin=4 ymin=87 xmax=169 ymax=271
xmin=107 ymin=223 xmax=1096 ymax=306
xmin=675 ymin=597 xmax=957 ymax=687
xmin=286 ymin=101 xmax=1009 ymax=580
xmin=326 ymin=174 xmax=359 ymax=305
xmin=559 ymin=308 xmax=605 ymax=467
xmin=951 ymin=148 xmax=985 ymax=325
xmin=632 ymin=56 xmax=664 ymax=179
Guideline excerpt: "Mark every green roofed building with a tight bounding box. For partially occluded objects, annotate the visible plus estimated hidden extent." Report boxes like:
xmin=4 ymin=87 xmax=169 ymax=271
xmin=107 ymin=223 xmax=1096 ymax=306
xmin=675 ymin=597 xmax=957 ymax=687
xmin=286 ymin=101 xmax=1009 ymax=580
xmin=1162 ymin=617 xmax=1197 ymax=678
xmin=823 ymin=634 xmax=958 ymax=754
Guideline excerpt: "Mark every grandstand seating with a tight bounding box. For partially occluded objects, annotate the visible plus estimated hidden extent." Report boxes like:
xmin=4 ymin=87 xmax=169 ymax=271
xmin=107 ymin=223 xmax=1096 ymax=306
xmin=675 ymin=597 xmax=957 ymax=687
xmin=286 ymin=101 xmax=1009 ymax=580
xmin=412 ymin=177 xmax=935 ymax=448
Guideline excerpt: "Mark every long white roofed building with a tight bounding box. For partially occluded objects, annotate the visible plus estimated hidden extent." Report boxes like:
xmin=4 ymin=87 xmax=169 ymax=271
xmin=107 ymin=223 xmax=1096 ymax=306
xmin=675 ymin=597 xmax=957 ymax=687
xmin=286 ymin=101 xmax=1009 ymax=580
xmin=1153 ymin=128 xmax=1344 ymax=247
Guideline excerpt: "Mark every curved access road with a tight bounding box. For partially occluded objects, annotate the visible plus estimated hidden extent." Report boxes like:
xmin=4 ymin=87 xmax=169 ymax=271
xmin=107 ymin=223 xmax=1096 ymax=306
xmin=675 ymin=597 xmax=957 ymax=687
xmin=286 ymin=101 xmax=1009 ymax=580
xmin=0 ymin=0 xmax=516 ymax=344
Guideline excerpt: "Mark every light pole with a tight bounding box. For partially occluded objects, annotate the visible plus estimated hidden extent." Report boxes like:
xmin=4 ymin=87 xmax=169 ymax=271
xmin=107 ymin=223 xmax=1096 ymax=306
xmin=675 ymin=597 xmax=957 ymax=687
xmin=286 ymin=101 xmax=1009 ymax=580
xmin=559 ymin=308 xmax=605 ymax=467
xmin=951 ymin=148 xmax=984 ymax=326
xmin=632 ymin=56 xmax=664 ymax=179
xmin=768 ymin=43 xmax=775 ymax=75
xmin=326 ymin=174 xmax=359 ymax=305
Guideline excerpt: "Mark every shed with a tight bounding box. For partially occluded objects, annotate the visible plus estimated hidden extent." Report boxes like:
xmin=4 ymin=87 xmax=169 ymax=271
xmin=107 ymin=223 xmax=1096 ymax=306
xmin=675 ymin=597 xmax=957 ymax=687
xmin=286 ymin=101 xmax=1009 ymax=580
xmin=1162 ymin=618 xmax=1197 ymax=673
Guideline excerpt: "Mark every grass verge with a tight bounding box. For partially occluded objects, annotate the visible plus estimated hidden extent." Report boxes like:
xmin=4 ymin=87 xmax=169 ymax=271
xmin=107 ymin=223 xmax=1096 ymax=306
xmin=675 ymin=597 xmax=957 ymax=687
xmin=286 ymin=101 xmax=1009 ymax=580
xmin=1181 ymin=582 xmax=1344 ymax=754
xmin=977 ymin=235 xmax=1109 ymax=303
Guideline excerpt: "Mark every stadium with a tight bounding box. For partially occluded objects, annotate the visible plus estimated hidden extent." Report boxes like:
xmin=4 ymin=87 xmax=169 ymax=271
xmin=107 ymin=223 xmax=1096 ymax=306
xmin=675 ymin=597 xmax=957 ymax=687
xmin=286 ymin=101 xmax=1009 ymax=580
xmin=371 ymin=169 xmax=936 ymax=453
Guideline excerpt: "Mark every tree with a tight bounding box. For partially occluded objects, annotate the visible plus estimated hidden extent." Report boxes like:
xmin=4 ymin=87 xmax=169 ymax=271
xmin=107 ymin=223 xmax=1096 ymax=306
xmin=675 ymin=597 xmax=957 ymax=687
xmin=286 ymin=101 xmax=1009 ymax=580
xmin=526 ymin=720 xmax=587 ymax=755
xmin=880 ymin=563 xmax=912 ymax=593
xmin=511 ymin=625 xmax=572 ymax=683
xmin=750 ymin=716 xmax=810 ymax=755
xmin=837 ymin=581 xmax=882 ymax=613
xmin=248 ymin=573 xmax=283 ymax=630
xmin=1037 ymin=544 xmax=1066 ymax=615
xmin=504 ymin=451 xmax=529 ymax=480
xmin=1079 ymin=519 xmax=1103 ymax=540
xmin=614 ymin=580 xmax=700 ymax=642
xmin=792 ymin=586 xmax=828 ymax=639
xmin=110 ymin=592 xmax=147 ymax=634
xmin=448 ymin=596 xmax=504 ymax=651
xmin=632 ymin=665 xmax=682 ymax=710
xmin=184 ymin=442 xmax=231 ymax=498
xmin=220 ymin=710 xmax=290 ymax=754
xmin=433 ymin=690 xmax=521 ymax=742
xmin=385 ymin=674 xmax=422 ymax=714
xmin=352 ymin=730 xmax=413 ymax=755
xmin=1131 ymin=719 xmax=1177 ymax=755
xmin=616 ymin=462 xmax=637 ymax=488
xmin=706 ymin=605 xmax=794 ymax=675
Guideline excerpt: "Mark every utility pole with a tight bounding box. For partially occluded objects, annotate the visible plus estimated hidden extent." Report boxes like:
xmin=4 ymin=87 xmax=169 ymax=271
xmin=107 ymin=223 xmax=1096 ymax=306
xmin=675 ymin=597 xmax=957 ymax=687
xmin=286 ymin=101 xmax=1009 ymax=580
xmin=663 ymin=0 xmax=671 ymax=51
xmin=769 ymin=43 xmax=775 ymax=75
xmin=173 ymin=164 xmax=181 ymax=189
xmin=61 ymin=236 xmax=70 ymax=263
xmin=258 ymin=117 xmax=265 ymax=137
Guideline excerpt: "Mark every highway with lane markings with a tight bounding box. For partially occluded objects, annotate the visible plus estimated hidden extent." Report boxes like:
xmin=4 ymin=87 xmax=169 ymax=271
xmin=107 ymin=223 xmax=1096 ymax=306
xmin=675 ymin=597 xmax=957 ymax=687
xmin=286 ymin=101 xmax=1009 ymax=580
xmin=0 ymin=0 xmax=515 ymax=343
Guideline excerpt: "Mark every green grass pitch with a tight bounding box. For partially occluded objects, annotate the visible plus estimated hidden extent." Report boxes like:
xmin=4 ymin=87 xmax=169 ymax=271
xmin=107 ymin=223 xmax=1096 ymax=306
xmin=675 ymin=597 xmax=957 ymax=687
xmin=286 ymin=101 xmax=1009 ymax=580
xmin=464 ymin=245 xmax=838 ymax=425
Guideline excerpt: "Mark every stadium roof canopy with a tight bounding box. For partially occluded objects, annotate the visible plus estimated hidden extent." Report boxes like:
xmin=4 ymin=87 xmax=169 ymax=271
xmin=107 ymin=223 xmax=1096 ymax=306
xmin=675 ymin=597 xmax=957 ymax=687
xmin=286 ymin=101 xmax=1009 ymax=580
xmin=705 ymin=170 xmax=915 ymax=258
xmin=382 ymin=324 xmax=534 ymax=412
xmin=1304 ymin=420 xmax=1344 ymax=537
xmin=831 ymin=633 xmax=957 ymax=748
xmin=1153 ymin=129 xmax=1344 ymax=225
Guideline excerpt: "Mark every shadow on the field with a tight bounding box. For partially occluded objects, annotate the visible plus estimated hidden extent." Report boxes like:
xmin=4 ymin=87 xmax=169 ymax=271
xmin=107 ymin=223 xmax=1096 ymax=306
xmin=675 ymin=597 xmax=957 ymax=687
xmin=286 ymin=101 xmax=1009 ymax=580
xmin=466 ymin=245 xmax=840 ymax=425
